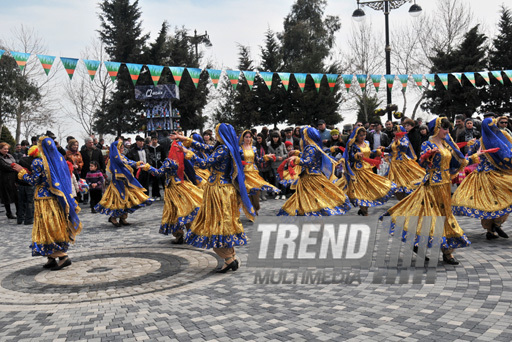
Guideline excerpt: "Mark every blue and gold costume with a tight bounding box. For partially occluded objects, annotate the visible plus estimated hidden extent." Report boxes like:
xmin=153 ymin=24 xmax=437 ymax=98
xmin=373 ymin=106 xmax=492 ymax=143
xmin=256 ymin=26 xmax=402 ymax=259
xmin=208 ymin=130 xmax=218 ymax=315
xmin=383 ymin=126 xmax=425 ymax=194
xmin=95 ymin=141 xmax=154 ymax=219
xmin=278 ymin=126 xmax=351 ymax=216
xmin=382 ymin=117 xmax=470 ymax=250
xmin=343 ymin=127 xmax=397 ymax=207
xmin=190 ymin=133 xmax=210 ymax=189
xmin=18 ymin=137 xmax=82 ymax=256
xmin=183 ymin=124 xmax=255 ymax=249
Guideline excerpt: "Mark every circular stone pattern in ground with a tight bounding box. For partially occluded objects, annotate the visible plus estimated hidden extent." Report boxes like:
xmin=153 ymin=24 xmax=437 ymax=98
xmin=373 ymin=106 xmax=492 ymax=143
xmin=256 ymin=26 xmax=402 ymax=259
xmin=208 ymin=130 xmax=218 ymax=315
xmin=0 ymin=247 xmax=220 ymax=309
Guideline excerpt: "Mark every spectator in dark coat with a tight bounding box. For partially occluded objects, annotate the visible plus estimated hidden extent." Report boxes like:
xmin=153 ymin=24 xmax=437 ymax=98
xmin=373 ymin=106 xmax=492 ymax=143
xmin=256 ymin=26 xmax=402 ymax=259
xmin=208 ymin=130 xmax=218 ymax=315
xmin=456 ymin=118 xmax=481 ymax=155
xmin=126 ymin=135 xmax=150 ymax=192
xmin=147 ymin=135 xmax=163 ymax=199
xmin=283 ymin=127 xmax=300 ymax=150
xmin=403 ymin=118 xmax=422 ymax=161
xmin=367 ymin=122 xmax=391 ymax=150
xmin=158 ymin=131 xmax=172 ymax=159
xmin=0 ymin=142 xmax=18 ymax=219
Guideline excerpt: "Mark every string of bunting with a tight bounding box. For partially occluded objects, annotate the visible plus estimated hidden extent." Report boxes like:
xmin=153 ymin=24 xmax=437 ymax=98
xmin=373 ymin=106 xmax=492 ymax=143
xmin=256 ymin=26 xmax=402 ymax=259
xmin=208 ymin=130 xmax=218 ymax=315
xmin=2 ymin=49 xmax=512 ymax=93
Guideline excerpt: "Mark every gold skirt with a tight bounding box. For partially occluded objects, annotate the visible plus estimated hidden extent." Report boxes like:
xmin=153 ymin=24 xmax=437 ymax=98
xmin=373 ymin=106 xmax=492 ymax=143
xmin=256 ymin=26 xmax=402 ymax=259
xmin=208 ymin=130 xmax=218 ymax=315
xmin=95 ymin=181 xmax=154 ymax=217
xmin=185 ymin=182 xmax=247 ymax=248
xmin=383 ymin=182 xmax=470 ymax=249
xmin=452 ymin=169 xmax=512 ymax=219
xmin=346 ymin=168 xmax=396 ymax=206
xmin=159 ymin=180 xmax=204 ymax=235
xmin=31 ymin=197 xmax=82 ymax=256
xmin=387 ymin=159 xmax=425 ymax=194
xmin=278 ymin=173 xmax=351 ymax=216
xmin=245 ymin=169 xmax=279 ymax=195
xmin=195 ymin=167 xmax=210 ymax=183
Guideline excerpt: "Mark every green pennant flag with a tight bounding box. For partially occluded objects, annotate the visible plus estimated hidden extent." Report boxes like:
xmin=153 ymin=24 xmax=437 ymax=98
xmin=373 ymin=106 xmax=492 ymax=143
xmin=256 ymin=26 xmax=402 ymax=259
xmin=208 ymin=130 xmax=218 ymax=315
xmin=187 ymin=68 xmax=202 ymax=88
xmin=125 ymin=63 xmax=143 ymax=85
xmin=206 ymin=69 xmax=222 ymax=88
xmin=82 ymin=59 xmax=101 ymax=81
xmin=384 ymin=74 xmax=395 ymax=91
xmin=371 ymin=74 xmax=382 ymax=92
xmin=60 ymin=57 xmax=79 ymax=80
xmin=437 ymin=73 xmax=449 ymax=89
xmin=463 ymin=72 xmax=476 ymax=87
xmin=412 ymin=74 xmax=423 ymax=89
xmin=259 ymin=71 xmax=274 ymax=90
xmin=104 ymin=61 xmax=121 ymax=82
xmin=425 ymin=74 xmax=436 ymax=89
xmin=294 ymin=73 xmax=307 ymax=92
xmin=10 ymin=51 xmax=31 ymax=71
xmin=325 ymin=74 xmax=338 ymax=92
xmin=310 ymin=73 xmax=323 ymax=92
xmin=451 ymin=72 xmax=462 ymax=86
xmin=147 ymin=64 xmax=164 ymax=85
xmin=356 ymin=74 xmax=367 ymax=92
xmin=341 ymin=74 xmax=353 ymax=93
xmin=0 ymin=49 xmax=5 ymax=60
xmin=36 ymin=54 xmax=56 ymax=76
xmin=226 ymin=70 xmax=240 ymax=90
xmin=490 ymin=71 xmax=504 ymax=84
xmin=169 ymin=66 xmax=185 ymax=86
xmin=398 ymin=74 xmax=409 ymax=92
xmin=277 ymin=72 xmax=291 ymax=90
xmin=504 ymin=70 xmax=512 ymax=83
xmin=477 ymin=71 xmax=490 ymax=84
xmin=243 ymin=71 xmax=256 ymax=90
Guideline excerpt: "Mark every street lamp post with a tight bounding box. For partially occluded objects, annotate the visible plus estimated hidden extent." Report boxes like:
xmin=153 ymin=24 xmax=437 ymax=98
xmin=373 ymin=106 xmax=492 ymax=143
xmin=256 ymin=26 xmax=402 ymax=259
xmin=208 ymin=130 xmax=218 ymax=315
xmin=185 ymin=29 xmax=212 ymax=65
xmin=352 ymin=0 xmax=422 ymax=121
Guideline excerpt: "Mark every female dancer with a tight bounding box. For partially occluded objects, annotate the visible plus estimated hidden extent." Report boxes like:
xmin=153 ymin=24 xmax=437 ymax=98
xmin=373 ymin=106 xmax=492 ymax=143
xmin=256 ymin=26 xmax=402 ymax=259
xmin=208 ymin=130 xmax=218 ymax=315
xmin=176 ymin=124 xmax=256 ymax=272
xmin=190 ymin=133 xmax=211 ymax=189
xmin=239 ymin=130 xmax=279 ymax=215
xmin=383 ymin=126 xmax=425 ymax=200
xmin=343 ymin=127 xmax=396 ymax=216
xmin=452 ymin=117 xmax=512 ymax=239
xmin=381 ymin=117 xmax=470 ymax=265
xmin=12 ymin=137 xmax=82 ymax=271
xmin=95 ymin=141 xmax=154 ymax=227
xmin=278 ymin=126 xmax=351 ymax=216
xmin=148 ymin=140 xmax=203 ymax=243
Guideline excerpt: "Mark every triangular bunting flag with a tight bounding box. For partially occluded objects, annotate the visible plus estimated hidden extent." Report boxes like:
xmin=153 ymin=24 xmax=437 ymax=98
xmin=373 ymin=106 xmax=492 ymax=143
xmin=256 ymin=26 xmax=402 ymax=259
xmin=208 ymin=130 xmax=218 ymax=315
xmin=259 ymin=72 xmax=274 ymax=90
xmin=243 ymin=71 xmax=256 ymax=90
xmin=341 ymin=74 xmax=354 ymax=93
xmin=187 ymin=68 xmax=202 ymax=88
xmin=277 ymin=72 xmax=291 ymax=91
xmin=463 ymin=72 xmax=476 ymax=87
xmin=325 ymin=74 xmax=338 ymax=92
xmin=425 ymin=74 xmax=436 ymax=89
xmin=294 ymin=73 xmax=307 ymax=92
xmin=147 ymin=64 xmax=164 ymax=85
xmin=125 ymin=63 xmax=143 ymax=85
xmin=60 ymin=57 xmax=79 ymax=80
xmin=451 ymin=72 xmax=462 ymax=86
xmin=36 ymin=54 xmax=56 ymax=76
xmin=169 ymin=66 xmax=185 ymax=86
xmin=412 ymin=74 xmax=423 ymax=89
xmin=504 ymin=70 xmax=512 ymax=83
xmin=104 ymin=61 xmax=122 ymax=83
xmin=310 ymin=73 xmax=323 ymax=92
xmin=206 ymin=69 xmax=222 ymax=88
xmin=10 ymin=51 xmax=31 ymax=71
xmin=490 ymin=71 xmax=504 ymax=84
xmin=0 ymin=50 xmax=5 ymax=60
xmin=371 ymin=74 xmax=382 ymax=92
xmin=82 ymin=59 xmax=101 ymax=81
xmin=384 ymin=74 xmax=395 ymax=91
xmin=226 ymin=70 xmax=240 ymax=90
xmin=398 ymin=74 xmax=409 ymax=92
xmin=477 ymin=71 xmax=490 ymax=84
xmin=356 ymin=74 xmax=367 ymax=92
xmin=437 ymin=73 xmax=449 ymax=89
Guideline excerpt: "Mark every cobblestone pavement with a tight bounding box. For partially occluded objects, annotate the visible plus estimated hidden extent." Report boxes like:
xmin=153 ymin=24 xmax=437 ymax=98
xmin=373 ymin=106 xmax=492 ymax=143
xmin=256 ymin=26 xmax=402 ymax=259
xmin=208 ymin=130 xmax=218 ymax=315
xmin=1 ymin=192 xmax=512 ymax=341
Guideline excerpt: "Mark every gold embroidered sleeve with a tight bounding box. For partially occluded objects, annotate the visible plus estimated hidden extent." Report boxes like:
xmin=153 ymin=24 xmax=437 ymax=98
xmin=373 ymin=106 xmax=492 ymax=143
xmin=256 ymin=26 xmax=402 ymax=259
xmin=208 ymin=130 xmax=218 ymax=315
xmin=182 ymin=138 xmax=193 ymax=148
xmin=185 ymin=150 xmax=195 ymax=160
xmin=17 ymin=168 xmax=28 ymax=180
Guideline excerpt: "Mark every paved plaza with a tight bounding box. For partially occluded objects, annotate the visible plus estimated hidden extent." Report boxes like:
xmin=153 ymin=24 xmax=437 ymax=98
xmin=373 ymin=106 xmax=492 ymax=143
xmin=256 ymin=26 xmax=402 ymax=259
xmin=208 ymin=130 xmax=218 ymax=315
xmin=0 ymin=194 xmax=512 ymax=341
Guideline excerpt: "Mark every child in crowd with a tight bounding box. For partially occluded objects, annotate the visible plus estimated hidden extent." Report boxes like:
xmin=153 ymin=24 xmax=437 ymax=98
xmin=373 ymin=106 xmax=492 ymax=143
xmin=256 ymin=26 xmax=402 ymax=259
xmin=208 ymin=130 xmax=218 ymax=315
xmin=86 ymin=161 xmax=104 ymax=213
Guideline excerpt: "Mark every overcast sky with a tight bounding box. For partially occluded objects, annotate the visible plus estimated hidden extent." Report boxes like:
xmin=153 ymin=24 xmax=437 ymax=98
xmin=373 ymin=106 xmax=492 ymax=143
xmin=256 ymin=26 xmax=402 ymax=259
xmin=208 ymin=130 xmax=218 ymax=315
xmin=0 ymin=0 xmax=509 ymax=140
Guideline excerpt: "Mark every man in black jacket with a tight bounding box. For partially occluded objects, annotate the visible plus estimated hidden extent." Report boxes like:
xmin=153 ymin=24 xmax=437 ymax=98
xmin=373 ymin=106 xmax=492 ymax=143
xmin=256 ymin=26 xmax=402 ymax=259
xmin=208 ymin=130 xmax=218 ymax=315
xmin=126 ymin=135 xmax=150 ymax=193
xmin=403 ymin=118 xmax=421 ymax=160
xmin=147 ymin=135 xmax=163 ymax=199
xmin=367 ymin=122 xmax=391 ymax=150
xmin=16 ymin=154 xmax=36 ymax=225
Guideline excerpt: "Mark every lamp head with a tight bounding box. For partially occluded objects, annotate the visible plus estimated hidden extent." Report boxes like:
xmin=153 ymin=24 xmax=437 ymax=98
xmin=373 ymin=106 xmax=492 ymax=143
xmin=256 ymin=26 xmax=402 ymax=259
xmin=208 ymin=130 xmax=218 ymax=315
xmin=352 ymin=8 xmax=366 ymax=22
xmin=409 ymin=3 xmax=422 ymax=17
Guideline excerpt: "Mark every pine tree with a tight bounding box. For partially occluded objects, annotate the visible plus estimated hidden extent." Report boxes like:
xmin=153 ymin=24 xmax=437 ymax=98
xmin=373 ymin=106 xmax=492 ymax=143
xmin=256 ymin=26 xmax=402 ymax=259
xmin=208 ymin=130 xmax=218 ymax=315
xmin=260 ymin=29 xmax=282 ymax=72
xmin=483 ymin=6 xmax=512 ymax=114
xmin=422 ymin=25 xmax=488 ymax=119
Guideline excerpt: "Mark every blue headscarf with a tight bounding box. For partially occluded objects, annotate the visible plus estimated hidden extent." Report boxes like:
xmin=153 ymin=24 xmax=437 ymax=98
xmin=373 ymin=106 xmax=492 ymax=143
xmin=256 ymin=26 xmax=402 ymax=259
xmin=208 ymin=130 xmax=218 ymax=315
xmin=427 ymin=117 xmax=466 ymax=175
xmin=215 ymin=123 xmax=255 ymax=219
xmin=109 ymin=141 xmax=144 ymax=200
xmin=481 ymin=117 xmax=512 ymax=170
xmin=343 ymin=126 xmax=365 ymax=182
xmin=39 ymin=137 xmax=81 ymax=231
xmin=192 ymin=133 xmax=204 ymax=144
xmin=396 ymin=125 xmax=416 ymax=160
xmin=300 ymin=126 xmax=336 ymax=180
